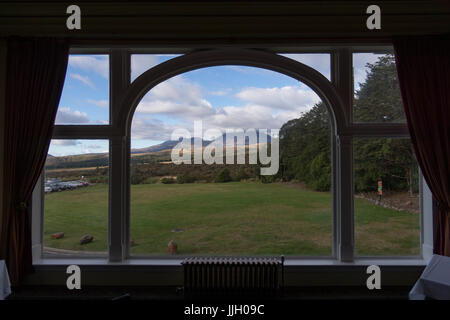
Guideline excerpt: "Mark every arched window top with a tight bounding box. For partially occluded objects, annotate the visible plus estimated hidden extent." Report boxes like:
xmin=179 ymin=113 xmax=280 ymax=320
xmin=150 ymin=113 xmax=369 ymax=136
xmin=118 ymin=49 xmax=347 ymax=136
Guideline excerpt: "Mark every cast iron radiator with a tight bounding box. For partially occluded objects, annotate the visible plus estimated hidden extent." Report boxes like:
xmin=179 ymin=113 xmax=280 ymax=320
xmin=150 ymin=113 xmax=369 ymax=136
xmin=181 ymin=256 xmax=284 ymax=297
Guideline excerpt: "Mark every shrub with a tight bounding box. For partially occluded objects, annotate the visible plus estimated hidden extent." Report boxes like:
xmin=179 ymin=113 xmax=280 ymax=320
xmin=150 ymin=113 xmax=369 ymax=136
xmin=142 ymin=176 xmax=159 ymax=184
xmin=259 ymin=174 xmax=276 ymax=184
xmin=161 ymin=177 xmax=176 ymax=184
xmin=215 ymin=168 xmax=232 ymax=183
xmin=177 ymin=172 xmax=197 ymax=184
xmin=131 ymin=173 xmax=145 ymax=185
xmin=88 ymin=175 xmax=108 ymax=184
xmin=235 ymin=167 xmax=249 ymax=181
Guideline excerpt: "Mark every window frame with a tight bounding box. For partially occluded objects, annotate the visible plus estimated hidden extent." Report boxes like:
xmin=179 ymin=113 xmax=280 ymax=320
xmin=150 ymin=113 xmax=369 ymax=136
xmin=32 ymin=45 xmax=431 ymax=268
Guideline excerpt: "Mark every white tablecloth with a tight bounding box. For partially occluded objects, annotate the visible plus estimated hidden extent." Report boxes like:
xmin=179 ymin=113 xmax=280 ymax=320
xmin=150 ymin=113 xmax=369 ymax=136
xmin=409 ymin=254 xmax=450 ymax=300
xmin=0 ymin=260 xmax=11 ymax=300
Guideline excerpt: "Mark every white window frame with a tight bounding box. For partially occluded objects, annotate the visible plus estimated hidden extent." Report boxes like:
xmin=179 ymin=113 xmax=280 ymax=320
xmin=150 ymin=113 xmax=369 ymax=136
xmin=30 ymin=45 xmax=432 ymax=286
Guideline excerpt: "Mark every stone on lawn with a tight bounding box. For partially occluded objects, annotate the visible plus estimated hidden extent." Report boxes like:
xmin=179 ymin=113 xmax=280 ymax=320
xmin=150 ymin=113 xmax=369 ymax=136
xmin=80 ymin=234 xmax=94 ymax=245
xmin=168 ymin=240 xmax=177 ymax=254
xmin=51 ymin=232 xmax=64 ymax=239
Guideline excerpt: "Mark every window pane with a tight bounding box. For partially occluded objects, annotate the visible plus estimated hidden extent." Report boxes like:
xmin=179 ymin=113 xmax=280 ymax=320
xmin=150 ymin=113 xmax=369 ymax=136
xmin=354 ymin=137 xmax=420 ymax=256
xmin=279 ymin=53 xmax=331 ymax=80
xmin=130 ymin=65 xmax=332 ymax=256
xmin=56 ymin=55 xmax=110 ymax=125
xmin=131 ymin=54 xmax=181 ymax=82
xmin=44 ymin=139 xmax=109 ymax=255
xmin=353 ymin=53 xmax=406 ymax=123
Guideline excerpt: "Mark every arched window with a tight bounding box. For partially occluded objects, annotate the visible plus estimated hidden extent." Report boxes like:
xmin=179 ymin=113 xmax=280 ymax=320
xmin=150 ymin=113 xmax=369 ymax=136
xmin=38 ymin=48 xmax=424 ymax=265
xmin=129 ymin=65 xmax=333 ymax=256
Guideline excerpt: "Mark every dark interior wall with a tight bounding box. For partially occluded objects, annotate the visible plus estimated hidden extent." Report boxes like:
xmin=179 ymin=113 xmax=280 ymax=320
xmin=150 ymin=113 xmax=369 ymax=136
xmin=24 ymin=264 xmax=424 ymax=287
xmin=0 ymin=1 xmax=449 ymax=44
xmin=0 ymin=1 xmax=447 ymax=288
xmin=0 ymin=40 xmax=5 ymax=233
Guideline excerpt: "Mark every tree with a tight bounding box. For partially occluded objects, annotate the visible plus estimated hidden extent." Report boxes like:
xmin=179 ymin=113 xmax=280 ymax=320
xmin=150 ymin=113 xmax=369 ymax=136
xmin=353 ymin=55 xmax=417 ymax=194
xmin=279 ymin=54 xmax=417 ymax=194
xmin=278 ymin=102 xmax=331 ymax=191
xmin=354 ymin=55 xmax=405 ymax=123
xmin=354 ymin=138 xmax=418 ymax=194
xmin=215 ymin=168 xmax=232 ymax=183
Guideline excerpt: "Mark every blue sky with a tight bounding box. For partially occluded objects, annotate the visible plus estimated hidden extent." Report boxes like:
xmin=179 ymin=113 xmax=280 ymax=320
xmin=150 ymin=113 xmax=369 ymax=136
xmin=49 ymin=53 xmax=382 ymax=156
xmin=56 ymin=55 xmax=110 ymax=125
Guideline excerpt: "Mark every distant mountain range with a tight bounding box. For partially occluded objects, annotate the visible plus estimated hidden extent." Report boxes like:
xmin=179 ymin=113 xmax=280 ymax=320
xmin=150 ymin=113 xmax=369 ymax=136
xmin=46 ymin=132 xmax=275 ymax=170
xmin=216 ymin=130 xmax=272 ymax=145
xmin=130 ymin=132 xmax=272 ymax=154
xmin=131 ymin=138 xmax=211 ymax=154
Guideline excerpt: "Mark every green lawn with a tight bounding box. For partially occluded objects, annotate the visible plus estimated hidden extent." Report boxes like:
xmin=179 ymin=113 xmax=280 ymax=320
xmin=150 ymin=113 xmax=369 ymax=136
xmin=44 ymin=182 xmax=420 ymax=256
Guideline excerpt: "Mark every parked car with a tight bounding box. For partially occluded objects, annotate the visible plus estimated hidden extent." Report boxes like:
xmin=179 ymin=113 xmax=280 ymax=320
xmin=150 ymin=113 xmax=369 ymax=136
xmin=44 ymin=179 xmax=89 ymax=193
xmin=69 ymin=181 xmax=84 ymax=188
xmin=47 ymin=182 xmax=64 ymax=192
xmin=60 ymin=182 xmax=75 ymax=190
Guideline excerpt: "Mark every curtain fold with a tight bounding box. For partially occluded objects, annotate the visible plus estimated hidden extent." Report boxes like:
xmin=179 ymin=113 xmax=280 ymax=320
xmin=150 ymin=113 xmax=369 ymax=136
xmin=393 ymin=36 xmax=450 ymax=256
xmin=0 ymin=38 xmax=69 ymax=285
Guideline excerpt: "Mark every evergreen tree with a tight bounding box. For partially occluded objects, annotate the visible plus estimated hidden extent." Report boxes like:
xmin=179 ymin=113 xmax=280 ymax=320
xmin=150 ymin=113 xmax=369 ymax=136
xmin=354 ymin=55 xmax=405 ymax=123
xmin=279 ymin=54 xmax=418 ymax=194
xmin=279 ymin=102 xmax=331 ymax=191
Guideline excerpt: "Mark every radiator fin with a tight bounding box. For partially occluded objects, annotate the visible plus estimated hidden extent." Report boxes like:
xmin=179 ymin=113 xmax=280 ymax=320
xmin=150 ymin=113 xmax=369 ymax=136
xmin=182 ymin=256 xmax=284 ymax=298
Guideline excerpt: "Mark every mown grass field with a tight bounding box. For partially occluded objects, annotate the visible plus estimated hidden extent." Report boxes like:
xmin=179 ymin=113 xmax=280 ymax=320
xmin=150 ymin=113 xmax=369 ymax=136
xmin=44 ymin=182 xmax=420 ymax=256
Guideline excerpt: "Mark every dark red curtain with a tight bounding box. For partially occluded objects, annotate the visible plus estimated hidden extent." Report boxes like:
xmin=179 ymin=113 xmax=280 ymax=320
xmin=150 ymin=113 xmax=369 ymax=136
xmin=0 ymin=38 xmax=69 ymax=285
xmin=393 ymin=36 xmax=450 ymax=256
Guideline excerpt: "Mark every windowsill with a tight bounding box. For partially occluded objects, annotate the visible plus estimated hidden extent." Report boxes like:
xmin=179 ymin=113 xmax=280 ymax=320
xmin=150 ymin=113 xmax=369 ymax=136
xmin=28 ymin=257 xmax=427 ymax=287
xmin=33 ymin=257 xmax=428 ymax=267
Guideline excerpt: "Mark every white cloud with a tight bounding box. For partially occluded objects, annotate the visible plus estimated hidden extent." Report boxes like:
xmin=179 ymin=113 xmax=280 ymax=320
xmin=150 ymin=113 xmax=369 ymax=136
xmin=131 ymin=55 xmax=161 ymax=81
xmin=131 ymin=73 xmax=324 ymax=141
xmin=135 ymin=76 xmax=215 ymax=119
xmin=200 ymin=85 xmax=321 ymax=132
xmin=70 ymin=73 xmax=95 ymax=89
xmin=204 ymin=103 xmax=305 ymax=132
xmin=87 ymin=99 xmax=108 ymax=108
xmin=281 ymin=53 xmax=331 ymax=80
xmin=69 ymin=55 xmax=109 ymax=79
xmin=51 ymin=140 xmax=81 ymax=146
xmin=131 ymin=117 xmax=180 ymax=141
xmin=236 ymin=86 xmax=320 ymax=112
xmin=208 ymin=104 xmax=281 ymax=130
xmin=87 ymin=144 xmax=103 ymax=149
xmin=55 ymin=107 xmax=90 ymax=124
xmin=225 ymin=66 xmax=272 ymax=76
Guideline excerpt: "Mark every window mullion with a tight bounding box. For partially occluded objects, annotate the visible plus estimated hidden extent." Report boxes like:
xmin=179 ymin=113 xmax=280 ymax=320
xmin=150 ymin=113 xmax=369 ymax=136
xmin=337 ymin=135 xmax=354 ymax=261
xmin=108 ymin=49 xmax=129 ymax=261
xmin=109 ymin=137 xmax=127 ymax=261
xmin=333 ymin=48 xmax=354 ymax=262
